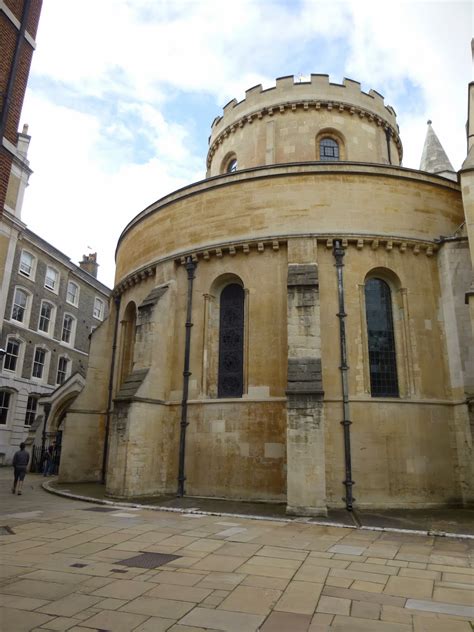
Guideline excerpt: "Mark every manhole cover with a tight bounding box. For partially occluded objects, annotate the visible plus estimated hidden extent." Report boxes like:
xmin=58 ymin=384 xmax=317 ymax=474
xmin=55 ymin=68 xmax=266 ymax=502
xmin=117 ymin=552 xmax=180 ymax=569
xmin=0 ymin=526 xmax=14 ymax=535
xmin=81 ymin=507 xmax=117 ymax=513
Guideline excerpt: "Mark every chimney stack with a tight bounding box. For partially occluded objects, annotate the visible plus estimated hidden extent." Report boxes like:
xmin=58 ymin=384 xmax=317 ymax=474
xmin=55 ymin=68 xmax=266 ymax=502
xmin=79 ymin=252 xmax=99 ymax=278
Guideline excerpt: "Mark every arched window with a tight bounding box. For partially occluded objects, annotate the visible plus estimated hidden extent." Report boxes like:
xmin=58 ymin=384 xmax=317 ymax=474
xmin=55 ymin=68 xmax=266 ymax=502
xmin=11 ymin=288 xmax=29 ymax=323
xmin=364 ymin=278 xmax=399 ymax=397
xmin=218 ymin=284 xmax=244 ymax=398
xmin=221 ymin=153 xmax=238 ymax=174
xmin=61 ymin=314 xmax=76 ymax=345
xmin=319 ymin=137 xmax=339 ymax=161
xmin=226 ymin=158 xmax=237 ymax=173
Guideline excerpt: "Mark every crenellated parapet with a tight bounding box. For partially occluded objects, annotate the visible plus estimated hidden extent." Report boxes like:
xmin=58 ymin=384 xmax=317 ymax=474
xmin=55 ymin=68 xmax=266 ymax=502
xmin=207 ymin=75 xmax=402 ymax=171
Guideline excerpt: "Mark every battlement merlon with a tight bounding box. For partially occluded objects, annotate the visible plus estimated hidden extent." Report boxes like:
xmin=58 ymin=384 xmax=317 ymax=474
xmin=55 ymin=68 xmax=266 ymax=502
xmin=209 ymin=74 xmax=399 ymax=142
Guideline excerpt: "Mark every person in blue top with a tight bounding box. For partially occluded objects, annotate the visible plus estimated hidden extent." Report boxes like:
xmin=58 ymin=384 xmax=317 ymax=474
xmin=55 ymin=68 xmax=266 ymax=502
xmin=12 ymin=443 xmax=30 ymax=495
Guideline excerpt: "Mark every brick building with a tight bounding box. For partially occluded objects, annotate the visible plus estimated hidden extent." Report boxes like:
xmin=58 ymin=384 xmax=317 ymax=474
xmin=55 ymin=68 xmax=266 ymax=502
xmin=0 ymin=237 xmax=110 ymax=463
xmin=0 ymin=0 xmax=42 ymax=213
xmin=1 ymin=1 xmax=42 ymax=337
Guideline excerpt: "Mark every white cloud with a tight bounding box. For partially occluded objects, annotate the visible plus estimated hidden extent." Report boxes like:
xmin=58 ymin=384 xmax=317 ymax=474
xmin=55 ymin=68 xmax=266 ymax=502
xmin=20 ymin=0 xmax=472 ymax=287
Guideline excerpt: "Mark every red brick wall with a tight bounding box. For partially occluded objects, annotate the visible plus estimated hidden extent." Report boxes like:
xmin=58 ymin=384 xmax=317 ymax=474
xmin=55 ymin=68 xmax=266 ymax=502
xmin=0 ymin=0 xmax=42 ymax=213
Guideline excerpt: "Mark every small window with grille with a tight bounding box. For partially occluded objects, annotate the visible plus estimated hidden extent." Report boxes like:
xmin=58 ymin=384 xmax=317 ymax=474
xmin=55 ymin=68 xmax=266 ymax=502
xmin=319 ymin=137 xmax=340 ymax=161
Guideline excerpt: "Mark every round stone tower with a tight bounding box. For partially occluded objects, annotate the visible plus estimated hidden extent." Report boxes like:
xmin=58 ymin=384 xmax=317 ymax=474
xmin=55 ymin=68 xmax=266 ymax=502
xmin=206 ymin=74 xmax=402 ymax=176
xmin=61 ymin=75 xmax=472 ymax=518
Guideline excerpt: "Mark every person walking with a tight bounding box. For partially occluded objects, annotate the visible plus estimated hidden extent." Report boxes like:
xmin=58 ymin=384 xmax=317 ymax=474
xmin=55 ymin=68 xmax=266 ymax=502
xmin=43 ymin=445 xmax=54 ymax=477
xmin=12 ymin=442 xmax=30 ymax=495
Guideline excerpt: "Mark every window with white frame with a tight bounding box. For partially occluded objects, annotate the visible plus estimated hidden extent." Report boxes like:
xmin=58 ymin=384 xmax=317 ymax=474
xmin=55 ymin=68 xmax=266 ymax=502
xmin=3 ymin=338 xmax=20 ymax=372
xmin=38 ymin=301 xmax=55 ymax=334
xmin=45 ymin=266 xmax=59 ymax=292
xmin=25 ymin=395 xmax=39 ymax=426
xmin=0 ymin=391 xmax=11 ymax=425
xmin=32 ymin=348 xmax=47 ymax=379
xmin=19 ymin=250 xmax=35 ymax=278
xmin=11 ymin=288 xmax=29 ymax=323
xmin=93 ymin=297 xmax=105 ymax=321
xmin=61 ymin=314 xmax=75 ymax=344
xmin=56 ymin=356 xmax=69 ymax=384
xmin=66 ymin=280 xmax=79 ymax=306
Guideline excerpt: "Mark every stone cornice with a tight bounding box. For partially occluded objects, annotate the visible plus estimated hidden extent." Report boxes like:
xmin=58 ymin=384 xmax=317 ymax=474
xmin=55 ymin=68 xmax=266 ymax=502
xmin=113 ymin=264 xmax=157 ymax=297
xmin=113 ymin=234 xmax=439 ymax=295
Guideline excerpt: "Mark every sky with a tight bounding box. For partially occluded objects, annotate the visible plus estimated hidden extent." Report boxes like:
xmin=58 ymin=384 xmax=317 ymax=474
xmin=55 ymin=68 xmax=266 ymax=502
xmin=20 ymin=0 xmax=473 ymax=288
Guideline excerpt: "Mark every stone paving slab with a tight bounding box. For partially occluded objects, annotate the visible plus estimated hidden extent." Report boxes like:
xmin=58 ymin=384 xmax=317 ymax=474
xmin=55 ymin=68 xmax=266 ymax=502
xmin=1 ymin=471 xmax=474 ymax=631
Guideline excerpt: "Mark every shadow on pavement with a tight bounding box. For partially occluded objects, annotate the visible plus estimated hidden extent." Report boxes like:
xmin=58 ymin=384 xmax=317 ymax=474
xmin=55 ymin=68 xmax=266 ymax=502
xmin=47 ymin=479 xmax=474 ymax=536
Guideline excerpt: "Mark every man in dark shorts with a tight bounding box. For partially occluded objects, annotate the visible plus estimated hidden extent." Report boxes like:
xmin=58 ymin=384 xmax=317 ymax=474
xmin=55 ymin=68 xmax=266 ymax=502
xmin=12 ymin=442 xmax=30 ymax=495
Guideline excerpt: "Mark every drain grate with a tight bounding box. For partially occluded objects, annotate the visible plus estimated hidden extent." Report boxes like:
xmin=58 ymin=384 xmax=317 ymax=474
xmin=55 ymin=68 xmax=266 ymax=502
xmin=70 ymin=563 xmax=88 ymax=568
xmin=117 ymin=552 xmax=180 ymax=569
xmin=111 ymin=569 xmax=128 ymax=573
xmin=0 ymin=526 xmax=14 ymax=535
xmin=81 ymin=507 xmax=117 ymax=513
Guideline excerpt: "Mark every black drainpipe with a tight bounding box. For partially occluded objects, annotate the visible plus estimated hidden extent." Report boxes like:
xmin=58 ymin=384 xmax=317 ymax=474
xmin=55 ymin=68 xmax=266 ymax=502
xmin=40 ymin=402 xmax=51 ymax=467
xmin=385 ymin=128 xmax=392 ymax=165
xmin=177 ymin=256 xmax=197 ymax=497
xmin=333 ymin=240 xmax=355 ymax=511
xmin=0 ymin=0 xmax=32 ymax=142
xmin=102 ymin=294 xmax=121 ymax=484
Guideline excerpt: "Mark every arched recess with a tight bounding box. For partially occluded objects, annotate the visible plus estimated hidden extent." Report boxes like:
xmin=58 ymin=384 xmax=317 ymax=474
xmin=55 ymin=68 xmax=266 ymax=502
xmin=119 ymin=301 xmax=137 ymax=386
xmin=202 ymin=274 xmax=248 ymax=398
xmin=220 ymin=152 xmax=238 ymax=174
xmin=315 ymin=128 xmax=347 ymax=161
xmin=359 ymin=267 xmax=413 ymax=398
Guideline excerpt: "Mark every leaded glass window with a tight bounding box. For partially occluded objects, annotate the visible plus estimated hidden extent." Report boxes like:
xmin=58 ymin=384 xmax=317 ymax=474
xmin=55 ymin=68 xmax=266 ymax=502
xmin=319 ymin=137 xmax=339 ymax=161
xmin=365 ymin=278 xmax=399 ymax=397
xmin=218 ymin=284 xmax=244 ymax=398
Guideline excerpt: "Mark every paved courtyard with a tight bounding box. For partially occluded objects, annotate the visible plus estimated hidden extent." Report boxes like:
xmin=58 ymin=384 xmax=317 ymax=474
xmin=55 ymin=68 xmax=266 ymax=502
xmin=0 ymin=470 xmax=473 ymax=631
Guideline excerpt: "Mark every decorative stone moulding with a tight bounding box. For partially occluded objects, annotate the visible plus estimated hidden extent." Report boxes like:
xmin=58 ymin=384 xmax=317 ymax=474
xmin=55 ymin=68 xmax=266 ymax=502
xmin=113 ymin=265 xmax=156 ymax=297
xmin=172 ymin=235 xmax=438 ymax=267
xmin=207 ymin=75 xmax=402 ymax=168
xmin=113 ymin=235 xmax=438 ymax=294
